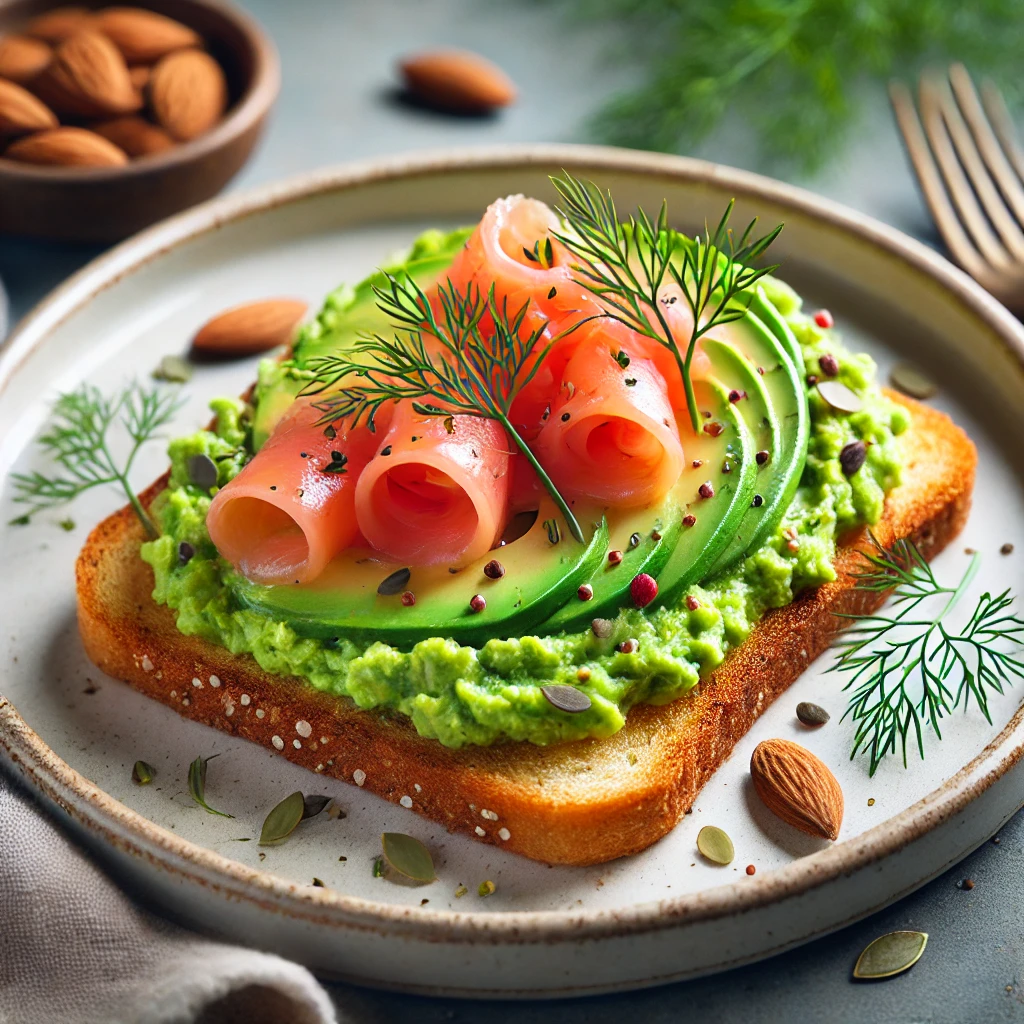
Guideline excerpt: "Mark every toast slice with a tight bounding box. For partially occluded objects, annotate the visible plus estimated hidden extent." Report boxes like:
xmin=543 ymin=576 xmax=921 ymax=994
xmin=76 ymin=392 xmax=975 ymax=865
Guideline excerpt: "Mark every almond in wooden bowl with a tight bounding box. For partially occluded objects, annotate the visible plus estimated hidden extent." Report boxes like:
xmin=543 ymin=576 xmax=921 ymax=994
xmin=92 ymin=113 xmax=173 ymax=157
xmin=24 ymin=4 xmax=90 ymax=42
xmin=33 ymin=28 xmax=142 ymax=118
xmin=0 ymin=0 xmax=279 ymax=242
xmin=6 ymin=124 xmax=127 ymax=166
xmin=90 ymin=6 xmax=200 ymax=63
xmin=0 ymin=34 xmax=52 ymax=82
xmin=149 ymin=46 xmax=226 ymax=141
xmin=400 ymin=49 xmax=516 ymax=113
xmin=0 ymin=77 xmax=58 ymax=135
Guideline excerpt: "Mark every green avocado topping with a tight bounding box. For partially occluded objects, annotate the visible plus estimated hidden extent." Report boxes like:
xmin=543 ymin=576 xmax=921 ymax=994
xmin=140 ymin=230 xmax=908 ymax=749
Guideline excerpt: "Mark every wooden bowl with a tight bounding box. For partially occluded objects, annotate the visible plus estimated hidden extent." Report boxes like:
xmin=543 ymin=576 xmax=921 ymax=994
xmin=0 ymin=0 xmax=279 ymax=242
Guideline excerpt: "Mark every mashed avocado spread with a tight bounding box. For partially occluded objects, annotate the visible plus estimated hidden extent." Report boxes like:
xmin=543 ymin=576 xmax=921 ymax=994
xmin=141 ymin=232 xmax=908 ymax=749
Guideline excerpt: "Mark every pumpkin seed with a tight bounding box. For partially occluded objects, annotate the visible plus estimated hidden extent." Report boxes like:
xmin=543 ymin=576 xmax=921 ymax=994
xmin=696 ymin=825 xmax=734 ymax=865
xmin=302 ymin=794 xmax=331 ymax=820
xmin=377 ymin=567 xmax=411 ymax=596
xmin=259 ymin=791 xmax=304 ymax=845
xmin=796 ymin=702 xmax=830 ymax=726
xmin=152 ymin=354 xmax=193 ymax=383
xmin=372 ymin=855 xmax=385 ymax=877
xmin=478 ymin=879 xmax=496 ymax=897
xmin=540 ymin=684 xmax=592 ymax=713
xmin=889 ymin=362 xmax=937 ymax=400
xmin=186 ymin=453 xmax=218 ymax=491
xmin=131 ymin=760 xmax=154 ymax=785
xmin=816 ymin=380 xmax=863 ymax=414
xmin=381 ymin=832 xmax=435 ymax=883
xmin=853 ymin=930 xmax=928 ymax=979
xmin=454 ymin=884 xmax=469 ymax=898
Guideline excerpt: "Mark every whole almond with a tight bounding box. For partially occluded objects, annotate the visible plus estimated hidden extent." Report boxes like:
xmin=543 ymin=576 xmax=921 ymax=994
xmin=191 ymin=300 xmax=308 ymax=358
xmin=128 ymin=65 xmax=150 ymax=90
xmin=0 ymin=78 xmax=59 ymax=136
xmin=93 ymin=114 xmax=174 ymax=157
xmin=34 ymin=29 xmax=142 ymax=118
xmin=400 ymin=50 xmax=516 ymax=113
xmin=90 ymin=8 xmax=201 ymax=64
xmin=24 ymin=6 xmax=90 ymax=43
xmin=150 ymin=48 xmax=226 ymax=141
xmin=750 ymin=738 xmax=844 ymax=841
xmin=5 ymin=126 xmax=128 ymax=167
xmin=0 ymin=35 xmax=53 ymax=83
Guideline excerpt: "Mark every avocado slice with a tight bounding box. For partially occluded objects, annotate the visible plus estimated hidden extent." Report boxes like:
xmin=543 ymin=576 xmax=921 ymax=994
xmin=748 ymin=285 xmax=804 ymax=372
xmin=653 ymin=378 xmax=758 ymax=604
xmin=537 ymin=495 xmax=685 ymax=633
xmin=251 ymin=231 xmax=472 ymax=449
xmin=703 ymin=308 xmax=810 ymax=575
xmin=232 ymin=501 xmax=609 ymax=648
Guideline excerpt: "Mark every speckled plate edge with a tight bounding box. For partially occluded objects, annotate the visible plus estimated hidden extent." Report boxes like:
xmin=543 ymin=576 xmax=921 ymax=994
xmin=3 ymin=143 xmax=1024 ymax=950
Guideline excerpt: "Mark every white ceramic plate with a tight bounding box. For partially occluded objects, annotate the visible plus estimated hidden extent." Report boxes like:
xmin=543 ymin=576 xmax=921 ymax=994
xmin=2 ymin=146 xmax=1024 ymax=998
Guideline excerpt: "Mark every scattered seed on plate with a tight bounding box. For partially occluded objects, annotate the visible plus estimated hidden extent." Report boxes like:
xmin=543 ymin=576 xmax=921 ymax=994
xmin=697 ymin=825 xmax=734 ymax=865
xmin=796 ymin=701 xmax=830 ymax=726
xmin=478 ymin=880 xmax=496 ymax=897
xmin=889 ymin=361 xmax=937 ymax=400
xmin=152 ymin=353 xmax=193 ymax=383
xmin=1001 ymin=543 xmax=1014 ymax=555
xmin=132 ymin=760 xmax=154 ymax=785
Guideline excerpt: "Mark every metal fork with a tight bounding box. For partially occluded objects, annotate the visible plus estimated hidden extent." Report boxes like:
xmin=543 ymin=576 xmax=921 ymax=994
xmin=890 ymin=65 xmax=1024 ymax=315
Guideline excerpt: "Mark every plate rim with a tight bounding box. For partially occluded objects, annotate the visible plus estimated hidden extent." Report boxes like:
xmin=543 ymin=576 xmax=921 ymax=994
xmin=3 ymin=142 xmax=1024 ymax=944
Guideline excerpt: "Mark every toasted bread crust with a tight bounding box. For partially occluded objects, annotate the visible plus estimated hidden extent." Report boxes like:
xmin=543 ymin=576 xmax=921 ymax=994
xmin=75 ymin=392 xmax=975 ymax=865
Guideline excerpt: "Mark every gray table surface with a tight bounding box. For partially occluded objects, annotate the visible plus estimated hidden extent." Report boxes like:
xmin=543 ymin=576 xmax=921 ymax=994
xmin=1 ymin=2 xmax=1022 ymax=1020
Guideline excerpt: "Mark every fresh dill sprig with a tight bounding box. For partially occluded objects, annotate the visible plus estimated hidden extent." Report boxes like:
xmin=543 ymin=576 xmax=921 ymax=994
xmin=301 ymin=273 xmax=588 ymax=542
xmin=550 ymin=172 xmax=781 ymax=433
xmin=10 ymin=382 xmax=183 ymax=539
xmin=831 ymin=535 xmax=1024 ymax=776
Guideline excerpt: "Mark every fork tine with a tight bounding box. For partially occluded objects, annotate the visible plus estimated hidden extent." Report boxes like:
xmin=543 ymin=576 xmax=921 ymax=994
xmin=918 ymin=73 xmax=1017 ymax=274
xmin=888 ymin=81 xmax=993 ymax=283
xmin=947 ymin=64 xmax=1024 ymax=250
xmin=980 ymin=80 xmax=1024 ymax=185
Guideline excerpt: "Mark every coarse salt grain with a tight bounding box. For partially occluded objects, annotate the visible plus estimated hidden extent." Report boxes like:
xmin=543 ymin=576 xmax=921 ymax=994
xmin=209 ymin=675 xmax=221 ymax=688
xmin=320 ymin=737 xmax=329 ymax=745
xmin=192 ymin=677 xmax=202 ymax=688
xmin=272 ymin=735 xmax=284 ymax=750
xmin=498 ymin=828 xmax=511 ymax=841
xmin=481 ymin=809 xmax=498 ymax=821
xmin=240 ymin=694 xmax=250 ymax=706
xmin=295 ymin=720 xmax=312 ymax=738
xmin=225 ymin=705 xmax=234 ymax=717
xmin=414 ymin=783 xmax=422 ymax=793
xmin=182 ymin=697 xmax=190 ymax=706
xmin=141 ymin=656 xmax=154 ymax=672
xmin=400 ymin=795 xmax=413 ymax=808
xmin=353 ymin=769 xmax=366 ymax=786
xmin=293 ymin=739 xmax=302 ymax=749
xmin=170 ymin=690 xmax=177 ymax=698
xmin=255 ymin=709 xmax=265 ymax=719
xmin=474 ymin=826 xmax=486 ymax=836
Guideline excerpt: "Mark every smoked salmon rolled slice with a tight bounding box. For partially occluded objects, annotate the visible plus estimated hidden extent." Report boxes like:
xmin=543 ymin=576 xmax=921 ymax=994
xmin=444 ymin=195 xmax=596 ymax=316
xmin=533 ymin=336 xmax=685 ymax=508
xmin=354 ymin=402 xmax=512 ymax=566
xmin=207 ymin=401 xmax=384 ymax=585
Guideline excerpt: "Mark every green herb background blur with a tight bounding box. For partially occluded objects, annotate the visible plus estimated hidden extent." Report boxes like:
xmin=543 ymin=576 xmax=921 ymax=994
xmin=579 ymin=0 xmax=1024 ymax=172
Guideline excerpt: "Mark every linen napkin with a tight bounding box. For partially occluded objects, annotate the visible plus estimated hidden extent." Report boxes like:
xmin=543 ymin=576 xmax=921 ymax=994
xmin=0 ymin=773 xmax=337 ymax=1024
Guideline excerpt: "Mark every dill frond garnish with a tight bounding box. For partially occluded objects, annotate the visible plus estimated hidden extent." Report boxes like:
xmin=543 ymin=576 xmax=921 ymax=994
xmin=832 ymin=535 xmax=1024 ymax=776
xmin=550 ymin=172 xmax=781 ymax=433
xmin=10 ymin=382 xmax=183 ymax=538
xmin=301 ymin=274 xmax=588 ymax=542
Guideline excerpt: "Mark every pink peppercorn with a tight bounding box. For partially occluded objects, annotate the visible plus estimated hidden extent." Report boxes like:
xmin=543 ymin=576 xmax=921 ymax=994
xmin=813 ymin=309 xmax=834 ymax=329
xmin=683 ymin=514 xmax=697 ymax=527
xmin=577 ymin=583 xmax=594 ymax=601
xmin=469 ymin=594 xmax=486 ymax=613
xmin=617 ymin=638 xmax=639 ymax=654
xmin=685 ymin=595 xmax=700 ymax=611
xmin=630 ymin=573 xmax=658 ymax=608
xmin=401 ymin=591 xmax=416 ymax=607
xmin=607 ymin=549 xmax=623 ymax=566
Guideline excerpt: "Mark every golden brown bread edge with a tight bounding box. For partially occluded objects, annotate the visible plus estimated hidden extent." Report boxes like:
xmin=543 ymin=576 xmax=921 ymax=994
xmin=75 ymin=392 xmax=975 ymax=866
